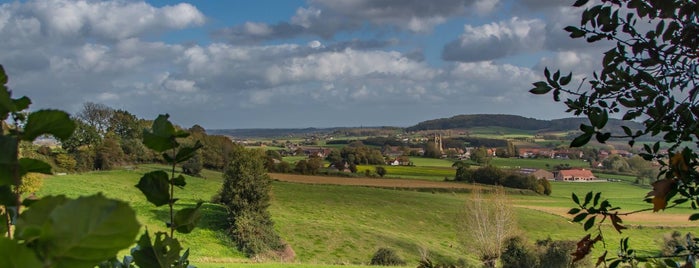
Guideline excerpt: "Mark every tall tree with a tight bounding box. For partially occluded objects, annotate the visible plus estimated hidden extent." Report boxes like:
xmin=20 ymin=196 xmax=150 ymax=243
xmin=531 ymin=0 xmax=699 ymax=265
xmin=76 ymin=102 xmax=113 ymax=135
xmin=218 ymin=148 xmax=282 ymax=255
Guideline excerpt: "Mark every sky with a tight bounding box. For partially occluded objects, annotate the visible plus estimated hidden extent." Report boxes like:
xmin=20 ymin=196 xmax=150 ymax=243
xmin=0 ymin=0 xmax=608 ymax=129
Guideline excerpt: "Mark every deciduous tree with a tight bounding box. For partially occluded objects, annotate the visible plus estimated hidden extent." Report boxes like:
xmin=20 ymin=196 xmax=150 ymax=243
xmin=531 ymin=0 xmax=699 ymax=265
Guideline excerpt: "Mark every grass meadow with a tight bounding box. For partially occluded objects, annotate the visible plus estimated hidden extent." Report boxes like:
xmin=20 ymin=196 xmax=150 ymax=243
xmin=34 ymin=164 xmax=697 ymax=267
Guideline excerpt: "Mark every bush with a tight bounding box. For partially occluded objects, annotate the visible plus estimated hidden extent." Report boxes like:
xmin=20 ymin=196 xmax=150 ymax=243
xmin=370 ymin=248 xmax=406 ymax=266
xmin=230 ymin=211 xmax=283 ymax=256
xmin=536 ymin=238 xmax=587 ymax=268
xmin=54 ymin=153 xmax=77 ymax=172
xmin=501 ymin=236 xmax=538 ymax=268
xmin=182 ymin=154 xmax=202 ymax=176
xmin=17 ymin=173 xmax=45 ymax=195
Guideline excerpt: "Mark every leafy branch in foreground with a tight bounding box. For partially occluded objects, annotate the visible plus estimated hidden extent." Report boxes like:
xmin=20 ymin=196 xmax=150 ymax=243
xmin=131 ymin=114 xmax=203 ymax=268
xmin=0 ymin=64 xmax=140 ymax=267
xmin=531 ymin=0 xmax=699 ymax=266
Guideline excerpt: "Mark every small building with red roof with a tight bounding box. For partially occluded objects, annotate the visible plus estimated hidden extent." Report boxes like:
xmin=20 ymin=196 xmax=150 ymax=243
xmin=555 ymin=169 xmax=597 ymax=181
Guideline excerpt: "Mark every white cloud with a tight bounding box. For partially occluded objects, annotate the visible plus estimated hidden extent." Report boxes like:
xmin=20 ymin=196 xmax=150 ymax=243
xmin=442 ymin=17 xmax=546 ymax=62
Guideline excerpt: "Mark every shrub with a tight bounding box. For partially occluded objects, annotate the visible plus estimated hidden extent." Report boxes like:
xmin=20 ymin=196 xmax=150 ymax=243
xmin=501 ymin=236 xmax=538 ymax=268
xmin=182 ymin=154 xmax=203 ymax=176
xmin=536 ymin=238 xmax=587 ymax=268
xmin=370 ymin=248 xmax=406 ymax=266
xmin=54 ymin=153 xmax=77 ymax=172
xmin=16 ymin=173 xmax=45 ymax=195
xmin=230 ymin=211 xmax=283 ymax=256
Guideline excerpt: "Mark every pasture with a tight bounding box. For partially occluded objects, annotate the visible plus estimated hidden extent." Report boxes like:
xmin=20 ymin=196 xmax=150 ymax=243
xmin=34 ymin=165 xmax=697 ymax=267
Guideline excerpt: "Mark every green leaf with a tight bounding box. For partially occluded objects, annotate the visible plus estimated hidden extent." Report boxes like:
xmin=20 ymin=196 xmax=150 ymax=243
xmin=22 ymin=110 xmax=75 ymax=141
xmin=18 ymin=158 xmax=52 ymax=177
xmin=42 ymin=194 xmax=140 ymax=268
xmin=564 ymin=26 xmax=586 ymax=38
xmin=142 ymin=114 xmax=178 ymax=152
xmin=0 ymin=65 xmax=7 ymax=85
xmin=0 ymin=237 xmax=43 ymax=267
xmin=0 ymin=135 xmax=18 ymax=186
xmin=173 ymin=202 xmax=203 ymax=234
xmin=572 ymin=213 xmax=588 ymax=222
xmin=172 ymin=175 xmax=186 ymax=188
xmin=0 ymin=185 xmax=16 ymax=208
xmin=12 ymin=97 xmax=30 ymax=111
xmin=689 ymin=213 xmax=699 ymax=221
xmin=573 ymin=0 xmax=589 ymax=7
xmin=570 ymin=133 xmax=593 ymax=147
xmin=663 ymin=258 xmax=680 ymax=267
xmin=132 ymin=231 xmax=184 ymax=268
xmin=15 ymin=195 xmax=69 ymax=241
xmin=583 ymin=216 xmax=596 ymax=231
xmin=568 ymin=208 xmax=581 ymax=214
xmin=572 ymin=193 xmax=580 ymax=205
xmin=529 ymin=82 xmax=552 ymax=94
xmin=135 ymin=170 xmax=171 ymax=207
xmin=560 ymin=72 xmax=573 ymax=86
xmin=174 ymin=141 xmax=203 ymax=163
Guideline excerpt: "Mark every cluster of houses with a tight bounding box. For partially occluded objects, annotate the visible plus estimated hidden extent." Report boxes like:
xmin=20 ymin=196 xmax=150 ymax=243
xmin=519 ymin=168 xmax=602 ymax=182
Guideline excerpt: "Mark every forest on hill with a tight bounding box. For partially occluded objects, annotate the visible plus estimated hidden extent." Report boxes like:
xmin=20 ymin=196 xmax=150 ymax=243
xmin=406 ymin=114 xmax=645 ymax=134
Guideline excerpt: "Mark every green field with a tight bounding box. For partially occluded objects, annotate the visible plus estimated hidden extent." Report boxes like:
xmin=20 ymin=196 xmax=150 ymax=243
xmin=407 ymin=157 xmax=455 ymax=167
xmin=34 ymin=165 xmax=698 ymax=267
xmin=357 ymin=165 xmax=455 ymax=181
xmin=490 ymin=157 xmax=590 ymax=170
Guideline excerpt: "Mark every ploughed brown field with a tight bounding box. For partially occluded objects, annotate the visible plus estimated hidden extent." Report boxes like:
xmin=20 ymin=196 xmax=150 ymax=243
xmin=269 ymin=173 xmax=483 ymax=190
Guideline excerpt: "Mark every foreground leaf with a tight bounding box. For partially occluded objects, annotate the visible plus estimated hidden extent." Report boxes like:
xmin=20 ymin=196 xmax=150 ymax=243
xmin=22 ymin=109 xmax=75 ymax=141
xmin=0 ymin=237 xmax=42 ymax=267
xmin=44 ymin=194 xmax=140 ymax=268
xmin=15 ymin=195 xmax=69 ymax=241
xmin=132 ymin=231 xmax=185 ymax=268
xmin=0 ymin=135 xmax=18 ymax=186
xmin=647 ymin=179 xmax=676 ymax=212
xmin=142 ymin=114 xmax=177 ymax=152
xmin=136 ymin=170 xmax=171 ymax=207
xmin=173 ymin=202 xmax=203 ymax=234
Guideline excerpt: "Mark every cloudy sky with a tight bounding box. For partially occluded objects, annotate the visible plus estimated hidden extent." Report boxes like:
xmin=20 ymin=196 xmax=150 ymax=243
xmin=0 ymin=0 xmax=606 ymax=129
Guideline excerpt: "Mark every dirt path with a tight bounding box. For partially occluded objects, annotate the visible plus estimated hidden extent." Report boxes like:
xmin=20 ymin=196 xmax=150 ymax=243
xmin=269 ymin=173 xmax=482 ymax=190
xmin=516 ymin=205 xmax=695 ymax=227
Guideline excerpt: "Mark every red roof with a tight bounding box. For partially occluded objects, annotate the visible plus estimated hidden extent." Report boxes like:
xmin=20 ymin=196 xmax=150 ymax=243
xmin=559 ymin=169 xmax=595 ymax=178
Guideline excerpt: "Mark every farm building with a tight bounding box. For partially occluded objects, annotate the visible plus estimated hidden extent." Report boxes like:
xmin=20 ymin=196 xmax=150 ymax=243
xmin=518 ymin=168 xmax=555 ymax=180
xmin=555 ymin=169 xmax=597 ymax=181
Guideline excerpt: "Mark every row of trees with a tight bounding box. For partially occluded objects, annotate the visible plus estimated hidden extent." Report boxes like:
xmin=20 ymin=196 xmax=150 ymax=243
xmin=453 ymin=163 xmax=552 ymax=195
xmin=21 ymin=102 xmax=240 ymax=176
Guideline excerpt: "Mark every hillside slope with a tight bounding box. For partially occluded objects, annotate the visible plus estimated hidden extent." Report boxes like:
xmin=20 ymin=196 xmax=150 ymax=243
xmin=406 ymin=114 xmax=644 ymax=134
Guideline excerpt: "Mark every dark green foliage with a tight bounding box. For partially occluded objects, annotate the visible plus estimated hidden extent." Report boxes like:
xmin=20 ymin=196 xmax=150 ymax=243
xmin=536 ymin=238 xmax=583 ymax=268
xmin=532 ymin=0 xmax=699 ymax=265
xmin=369 ymin=248 xmax=406 ymax=266
xmin=470 ymin=146 xmax=491 ymax=165
xmin=423 ymin=141 xmax=442 ymax=158
xmin=455 ymin=165 xmax=552 ymax=195
xmin=219 ymin=148 xmax=283 ymax=256
xmin=501 ymin=236 xmax=538 ymax=268
xmin=375 ymin=166 xmax=387 ymax=177
xmin=340 ymin=143 xmax=385 ymax=165
xmin=229 ymin=210 xmax=283 ymax=256
xmin=182 ymin=153 xmax=202 ymax=176
xmin=94 ymin=134 xmax=125 ymax=170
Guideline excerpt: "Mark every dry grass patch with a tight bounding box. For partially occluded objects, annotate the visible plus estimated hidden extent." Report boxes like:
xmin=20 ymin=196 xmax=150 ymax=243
xmin=269 ymin=173 xmax=483 ymax=190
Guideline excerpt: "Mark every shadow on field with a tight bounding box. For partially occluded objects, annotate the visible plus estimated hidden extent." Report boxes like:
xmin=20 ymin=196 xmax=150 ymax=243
xmin=373 ymin=233 xmax=455 ymax=264
xmin=149 ymin=202 xmax=229 ymax=231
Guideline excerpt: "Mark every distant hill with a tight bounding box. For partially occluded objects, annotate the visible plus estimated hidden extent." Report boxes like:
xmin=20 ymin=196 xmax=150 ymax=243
xmin=406 ymin=114 xmax=644 ymax=134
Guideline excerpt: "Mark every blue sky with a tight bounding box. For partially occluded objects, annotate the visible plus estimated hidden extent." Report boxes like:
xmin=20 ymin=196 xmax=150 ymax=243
xmin=0 ymin=0 xmax=606 ymax=129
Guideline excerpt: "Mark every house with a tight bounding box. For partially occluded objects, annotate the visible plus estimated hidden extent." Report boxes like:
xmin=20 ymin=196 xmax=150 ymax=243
xmin=518 ymin=148 xmax=554 ymax=158
xmin=555 ymin=169 xmax=597 ymax=181
xmin=519 ymin=168 xmax=555 ymax=181
xmin=303 ymin=148 xmax=332 ymax=158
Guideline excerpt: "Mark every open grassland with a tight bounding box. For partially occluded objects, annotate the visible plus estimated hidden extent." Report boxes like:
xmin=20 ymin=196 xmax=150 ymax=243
xmin=357 ymin=165 xmax=455 ymax=181
xmin=408 ymin=156 xmax=455 ymax=167
xmin=490 ymin=157 xmax=590 ymax=170
xmin=464 ymin=126 xmax=537 ymax=138
xmin=269 ymin=173 xmax=481 ymax=191
xmin=35 ymin=165 xmax=697 ymax=267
